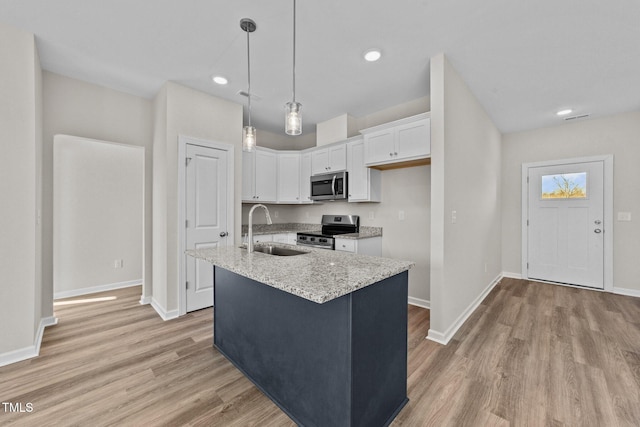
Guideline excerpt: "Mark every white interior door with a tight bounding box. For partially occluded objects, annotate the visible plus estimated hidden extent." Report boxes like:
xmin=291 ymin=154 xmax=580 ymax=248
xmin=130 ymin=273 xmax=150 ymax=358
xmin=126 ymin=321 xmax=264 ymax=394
xmin=185 ymin=144 xmax=228 ymax=311
xmin=526 ymin=160 xmax=604 ymax=289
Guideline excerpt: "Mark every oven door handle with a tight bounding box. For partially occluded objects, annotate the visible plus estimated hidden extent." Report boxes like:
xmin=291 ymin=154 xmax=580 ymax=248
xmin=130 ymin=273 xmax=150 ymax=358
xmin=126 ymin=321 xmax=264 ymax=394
xmin=331 ymin=175 xmax=336 ymax=196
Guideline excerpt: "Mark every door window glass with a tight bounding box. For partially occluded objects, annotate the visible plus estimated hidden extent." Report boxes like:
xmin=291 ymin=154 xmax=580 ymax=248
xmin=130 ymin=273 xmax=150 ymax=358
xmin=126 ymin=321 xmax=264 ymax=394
xmin=541 ymin=172 xmax=587 ymax=199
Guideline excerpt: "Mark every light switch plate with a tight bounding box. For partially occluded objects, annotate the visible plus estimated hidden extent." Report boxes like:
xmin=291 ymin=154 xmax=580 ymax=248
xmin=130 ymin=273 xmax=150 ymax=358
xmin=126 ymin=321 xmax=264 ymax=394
xmin=617 ymin=212 xmax=632 ymax=221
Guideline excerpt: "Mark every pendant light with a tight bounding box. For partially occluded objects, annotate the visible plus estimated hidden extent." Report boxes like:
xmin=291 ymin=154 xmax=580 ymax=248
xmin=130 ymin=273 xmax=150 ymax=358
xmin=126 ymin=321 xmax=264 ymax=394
xmin=285 ymin=0 xmax=302 ymax=135
xmin=241 ymin=18 xmax=257 ymax=152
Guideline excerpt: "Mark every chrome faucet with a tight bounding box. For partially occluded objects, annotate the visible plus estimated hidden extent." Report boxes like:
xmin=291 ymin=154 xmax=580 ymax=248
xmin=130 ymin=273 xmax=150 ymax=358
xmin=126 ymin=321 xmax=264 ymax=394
xmin=247 ymin=204 xmax=272 ymax=253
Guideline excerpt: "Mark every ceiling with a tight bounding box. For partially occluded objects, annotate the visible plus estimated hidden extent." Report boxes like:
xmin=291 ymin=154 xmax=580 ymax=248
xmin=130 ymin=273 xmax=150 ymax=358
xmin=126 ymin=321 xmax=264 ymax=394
xmin=1 ymin=0 xmax=639 ymax=135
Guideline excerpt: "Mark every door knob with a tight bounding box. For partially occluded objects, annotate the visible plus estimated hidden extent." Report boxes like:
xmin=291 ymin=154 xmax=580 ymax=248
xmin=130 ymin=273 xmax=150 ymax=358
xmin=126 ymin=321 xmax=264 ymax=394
xmin=594 ymin=229 xmax=602 ymax=234
xmin=219 ymin=231 xmax=228 ymax=237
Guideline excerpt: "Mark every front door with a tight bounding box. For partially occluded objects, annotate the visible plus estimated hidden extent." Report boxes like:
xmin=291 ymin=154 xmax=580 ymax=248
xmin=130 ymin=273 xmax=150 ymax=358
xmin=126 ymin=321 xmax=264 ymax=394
xmin=185 ymin=143 xmax=228 ymax=311
xmin=526 ymin=160 xmax=604 ymax=289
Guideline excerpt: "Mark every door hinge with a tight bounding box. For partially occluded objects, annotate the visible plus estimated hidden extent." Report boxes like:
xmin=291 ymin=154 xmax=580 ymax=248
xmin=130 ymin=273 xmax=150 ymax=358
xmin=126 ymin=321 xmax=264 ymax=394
xmin=185 ymin=220 xmax=189 ymax=228
xmin=186 ymin=157 xmax=192 ymax=166
xmin=186 ymin=281 xmax=190 ymax=289
xmin=527 ymin=263 xmax=529 ymax=269
xmin=527 ymin=219 xmax=529 ymax=226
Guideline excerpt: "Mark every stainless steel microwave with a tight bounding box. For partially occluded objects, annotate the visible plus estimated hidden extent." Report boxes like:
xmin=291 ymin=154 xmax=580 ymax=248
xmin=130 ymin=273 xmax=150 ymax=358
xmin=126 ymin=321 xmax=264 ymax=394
xmin=310 ymin=171 xmax=348 ymax=201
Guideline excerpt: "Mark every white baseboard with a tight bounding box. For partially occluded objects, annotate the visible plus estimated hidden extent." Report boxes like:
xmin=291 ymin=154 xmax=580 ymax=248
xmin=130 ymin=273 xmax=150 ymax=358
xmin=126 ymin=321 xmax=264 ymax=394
xmin=501 ymin=271 xmax=522 ymax=279
xmin=35 ymin=316 xmax=58 ymax=354
xmin=139 ymin=295 xmax=152 ymax=305
xmin=54 ymin=280 xmax=142 ymax=300
xmin=426 ymin=273 xmax=502 ymax=346
xmin=0 ymin=316 xmax=58 ymax=368
xmin=150 ymin=298 xmax=179 ymax=321
xmin=408 ymin=297 xmax=430 ymax=309
xmin=613 ymin=287 xmax=640 ymax=298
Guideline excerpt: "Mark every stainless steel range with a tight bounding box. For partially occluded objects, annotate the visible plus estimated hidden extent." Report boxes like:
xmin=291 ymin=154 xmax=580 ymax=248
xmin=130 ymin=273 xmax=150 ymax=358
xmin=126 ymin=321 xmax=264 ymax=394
xmin=296 ymin=215 xmax=360 ymax=250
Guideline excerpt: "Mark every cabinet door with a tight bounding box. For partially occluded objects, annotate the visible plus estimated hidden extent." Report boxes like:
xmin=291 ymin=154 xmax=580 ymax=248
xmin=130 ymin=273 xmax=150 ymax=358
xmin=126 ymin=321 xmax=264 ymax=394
xmin=300 ymin=152 xmax=312 ymax=203
xmin=328 ymin=143 xmax=347 ymax=172
xmin=395 ymin=118 xmax=430 ymax=161
xmin=334 ymin=238 xmax=356 ymax=253
xmin=277 ymin=153 xmax=301 ymax=203
xmin=254 ymin=234 xmax=273 ymax=244
xmin=255 ymin=150 xmax=277 ymax=202
xmin=347 ymin=141 xmax=368 ymax=201
xmin=311 ymin=149 xmax=329 ymax=175
xmin=272 ymin=233 xmax=289 ymax=243
xmin=242 ymin=151 xmax=255 ymax=201
xmin=364 ymin=129 xmax=395 ymax=165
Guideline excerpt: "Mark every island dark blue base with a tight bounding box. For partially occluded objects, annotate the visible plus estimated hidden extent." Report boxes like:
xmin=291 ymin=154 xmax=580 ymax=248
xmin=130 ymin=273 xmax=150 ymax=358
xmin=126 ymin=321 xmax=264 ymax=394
xmin=213 ymin=266 xmax=409 ymax=427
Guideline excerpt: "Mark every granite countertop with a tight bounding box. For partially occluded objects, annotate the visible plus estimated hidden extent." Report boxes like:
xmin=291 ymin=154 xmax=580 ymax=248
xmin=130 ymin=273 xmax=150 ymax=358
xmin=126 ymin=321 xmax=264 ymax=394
xmin=186 ymin=243 xmax=412 ymax=304
xmin=241 ymin=223 xmax=383 ymax=240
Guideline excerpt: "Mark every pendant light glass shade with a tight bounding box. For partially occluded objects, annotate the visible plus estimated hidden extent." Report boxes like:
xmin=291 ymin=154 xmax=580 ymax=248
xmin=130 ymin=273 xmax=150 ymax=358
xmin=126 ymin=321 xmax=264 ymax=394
xmin=285 ymin=101 xmax=302 ymax=135
xmin=243 ymin=125 xmax=256 ymax=152
xmin=285 ymin=0 xmax=302 ymax=136
xmin=241 ymin=18 xmax=257 ymax=152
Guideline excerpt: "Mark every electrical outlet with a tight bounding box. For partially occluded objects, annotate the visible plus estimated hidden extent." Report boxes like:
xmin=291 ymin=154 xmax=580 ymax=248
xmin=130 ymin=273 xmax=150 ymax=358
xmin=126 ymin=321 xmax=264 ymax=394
xmin=114 ymin=260 xmax=120 ymax=269
xmin=398 ymin=210 xmax=405 ymax=221
xmin=451 ymin=210 xmax=457 ymax=224
xmin=369 ymin=212 xmax=375 ymax=220
xmin=274 ymin=210 xmax=279 ymax=218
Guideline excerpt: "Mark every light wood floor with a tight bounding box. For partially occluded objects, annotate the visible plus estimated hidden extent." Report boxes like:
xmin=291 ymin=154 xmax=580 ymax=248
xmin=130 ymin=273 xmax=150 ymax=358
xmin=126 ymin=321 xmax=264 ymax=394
xmin=1 ymin=278 xmax=639 ymax=426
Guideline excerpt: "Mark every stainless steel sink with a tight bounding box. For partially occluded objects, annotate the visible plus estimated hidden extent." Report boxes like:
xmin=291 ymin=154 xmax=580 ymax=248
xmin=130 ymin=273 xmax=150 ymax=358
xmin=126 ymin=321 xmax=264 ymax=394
xmin=252 ymin=245 xmax=307 ymax=256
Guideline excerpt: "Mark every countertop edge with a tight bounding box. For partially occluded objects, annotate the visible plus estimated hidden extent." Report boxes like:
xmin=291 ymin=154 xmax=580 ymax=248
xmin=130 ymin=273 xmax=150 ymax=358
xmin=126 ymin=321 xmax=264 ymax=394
xmin=187 ymin=244 xmax=413 ymax=304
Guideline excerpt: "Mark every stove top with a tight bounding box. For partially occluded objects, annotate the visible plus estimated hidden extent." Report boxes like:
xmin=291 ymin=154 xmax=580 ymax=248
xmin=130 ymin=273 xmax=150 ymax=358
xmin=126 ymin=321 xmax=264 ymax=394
xmin=296 ymin=215 xmax=359 ymax=249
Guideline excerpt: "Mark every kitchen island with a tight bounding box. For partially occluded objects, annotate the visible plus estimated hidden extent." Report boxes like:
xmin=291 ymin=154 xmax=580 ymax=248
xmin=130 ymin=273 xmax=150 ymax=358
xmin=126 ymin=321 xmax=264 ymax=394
xmin=187 ymin=244 xmax=413 ymax=427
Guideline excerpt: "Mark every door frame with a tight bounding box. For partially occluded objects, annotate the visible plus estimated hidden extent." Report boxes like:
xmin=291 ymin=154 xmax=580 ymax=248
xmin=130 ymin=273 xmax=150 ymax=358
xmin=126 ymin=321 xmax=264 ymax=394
xmin=521 ymin=155 xmax=614 ymax=292
xmin=178 ymin=135 xmax=235 ymax=316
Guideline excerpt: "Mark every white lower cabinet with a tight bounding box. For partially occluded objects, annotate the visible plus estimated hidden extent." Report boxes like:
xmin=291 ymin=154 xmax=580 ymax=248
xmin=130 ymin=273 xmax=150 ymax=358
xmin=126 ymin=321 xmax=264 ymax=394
xmin=334 ymin=236 xmax=381 ymax=256
xmin=272 ymin=233 xmax=297 ymax=245
xmin=253 ymin=234 xmax=274 ymax=244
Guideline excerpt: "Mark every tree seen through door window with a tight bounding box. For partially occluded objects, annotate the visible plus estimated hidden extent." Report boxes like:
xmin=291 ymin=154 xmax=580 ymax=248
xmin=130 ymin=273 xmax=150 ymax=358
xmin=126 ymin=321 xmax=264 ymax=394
xmin=541 ymin=172 xmax=587 ymax=199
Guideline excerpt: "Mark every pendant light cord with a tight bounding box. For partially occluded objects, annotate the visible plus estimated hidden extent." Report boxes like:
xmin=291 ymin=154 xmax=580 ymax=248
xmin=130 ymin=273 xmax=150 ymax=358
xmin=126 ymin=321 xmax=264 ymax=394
xmin=292 ymin=0 xmax=296 ymax=103
xmin=247 ymin=24 xmax=252 ymax=127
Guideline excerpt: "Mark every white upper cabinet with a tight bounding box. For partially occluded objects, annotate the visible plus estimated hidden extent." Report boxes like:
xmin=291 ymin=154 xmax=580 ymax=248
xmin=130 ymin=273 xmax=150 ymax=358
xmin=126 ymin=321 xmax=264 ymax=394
xmin=277 ymin=152 xmax=301 ymax=203
xmin=347 ymin=137 xmax=381 ymax=202
xmin=242 ymin=148 xmax=277 ymax=203
xmin=361 ymin=113 xmax=430 ymax=167
xmin=300 ymin=152 xmax=313 ymax=203
xmin=311 ymin=143 xmax=347 ymax=175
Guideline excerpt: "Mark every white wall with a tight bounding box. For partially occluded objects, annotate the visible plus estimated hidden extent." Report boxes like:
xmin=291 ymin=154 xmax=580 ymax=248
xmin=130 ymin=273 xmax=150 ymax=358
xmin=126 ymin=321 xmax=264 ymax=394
xmin=429 ymin=54 xmax=502 ymax=343
xmin=502 ymin=111 xmax=640 ymax=293
xmin=257 ymin=128 xmax=317 ymax=151
xmin=53 ymin=136 xmax=143 ymax=297
xmin=0 ymin=23 xmax=42 ymax=358
xmin=43 ymin=71 xmax=153 ymax=304
xmin=153 ymin=82 xmax=242 ymax=314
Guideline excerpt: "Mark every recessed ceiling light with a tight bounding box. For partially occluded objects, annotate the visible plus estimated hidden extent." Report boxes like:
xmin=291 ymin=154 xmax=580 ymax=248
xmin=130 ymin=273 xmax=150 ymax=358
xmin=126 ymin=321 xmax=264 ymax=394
xmin=556 ymin=109 xmax=572 ymax=116
xmin=364 ymin=49 xmax=381 ymax=62
xmin=212 ymin=76 xmax=228 ymax=85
